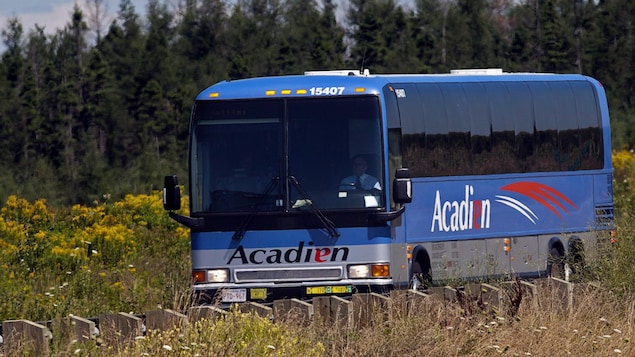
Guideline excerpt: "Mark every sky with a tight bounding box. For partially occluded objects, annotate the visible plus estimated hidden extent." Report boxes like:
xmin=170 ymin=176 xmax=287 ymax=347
xmin=0 ymin=0 xmax=148 ymax=52
xmin=0 ymin=0 xmax=149 ymax=35
xmin=0 ymin=0 xmax=415 ymax=53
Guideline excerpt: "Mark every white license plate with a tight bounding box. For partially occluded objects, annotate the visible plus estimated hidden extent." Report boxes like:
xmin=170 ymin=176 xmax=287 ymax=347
xmin=222 ymin=289 xmax=247 ymax=302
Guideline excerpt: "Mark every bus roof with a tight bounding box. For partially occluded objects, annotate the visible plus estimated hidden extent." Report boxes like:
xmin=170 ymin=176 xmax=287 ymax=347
xmin=196 ymin=70 xmax=598 ymax=101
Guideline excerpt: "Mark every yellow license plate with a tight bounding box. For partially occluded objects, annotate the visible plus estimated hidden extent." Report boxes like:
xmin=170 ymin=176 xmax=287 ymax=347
xmin=306 ymin=286 xmax=352 ymax=295
xmin=250 ymin=288 xmax=267 ymax=300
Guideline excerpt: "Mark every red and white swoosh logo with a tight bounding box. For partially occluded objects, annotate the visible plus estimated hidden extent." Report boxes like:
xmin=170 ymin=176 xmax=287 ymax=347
xmin=495 ymin=182 xmax=578 ymax=224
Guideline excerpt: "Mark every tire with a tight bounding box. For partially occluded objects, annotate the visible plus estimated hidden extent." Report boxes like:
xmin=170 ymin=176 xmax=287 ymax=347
xmin=410 ymin=260 xmax=432 ymax=291
xmin=547 ymin=247 xmax=567 ymax=280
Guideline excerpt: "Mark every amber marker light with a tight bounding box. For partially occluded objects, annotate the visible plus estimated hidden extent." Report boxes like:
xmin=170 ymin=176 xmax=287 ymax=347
xmin=371 ymin=264 xmax=390 ymax=277
xmin=504 ymin=238 xmax=511 ymax=252
xmin=355 ymin=87 xmax=366 ymax=93
xmin=407 ymin=245 xmax=413 ymax=260
xmin=192 ymin=270 xmax=206 ymax=283
xmin=209 ymin=92 xmax=219 ymax=98
xmin=296 ymin=89 xmax=307 ymax=94
xmin=281 ymin=89 xmax=291 ymax=95
xmin=265 ymin=90 xmax=276 ymax=96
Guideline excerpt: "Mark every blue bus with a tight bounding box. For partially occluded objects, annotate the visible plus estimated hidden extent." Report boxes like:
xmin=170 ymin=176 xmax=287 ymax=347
xmin=163 ymin=68 xmax=614 ymax=304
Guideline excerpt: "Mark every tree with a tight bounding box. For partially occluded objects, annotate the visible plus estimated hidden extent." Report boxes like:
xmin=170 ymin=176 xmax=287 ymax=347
xmin=0 ymin=17 xmax=26 ymax=165
xmin=84 ymin=0 xmax=113 ymax=43
xmin=226 ymin=0 xmax=284 ymax=78
xmin=174 ymin=0 xmax=230 ymax=86
xmin=413 ymin=0 xmax=450 ymax=72
xmin=47 ymin=5 xmax=89 ymax=202
xmin=589 ymin=0 xmax=635 ymax=148
xmin=98 ymin=0 xmax=145 ymax=170
xmin=278 ymin=0 xmax=346 ymax=73
xmin=346 ymin=0 xmax=420 ymax=73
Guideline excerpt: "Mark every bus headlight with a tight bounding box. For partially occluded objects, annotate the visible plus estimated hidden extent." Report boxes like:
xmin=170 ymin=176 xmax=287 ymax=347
xmin=192 ymin=269 xmax=229 ymax=283
xmin=348 ymin=264 xmax=390 ymax=278
xmin=348 ymin=265 xmax=370 ymax=278
xmin=207 ymin=269 xmax=229 ymax=282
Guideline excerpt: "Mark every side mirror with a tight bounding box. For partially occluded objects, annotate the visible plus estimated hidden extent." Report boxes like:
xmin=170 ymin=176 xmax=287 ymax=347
xmin=163 ymin=175 xmax=181 ymax=211
xmin=393 ymin=168 xmax=412 ymax=204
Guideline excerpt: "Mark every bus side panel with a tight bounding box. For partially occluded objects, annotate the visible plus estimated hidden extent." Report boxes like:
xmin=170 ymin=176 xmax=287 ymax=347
xmin=405 ymin=174 xmax=596 ymax=242
xmin=403 ymin=174 xmax=601 ymax=281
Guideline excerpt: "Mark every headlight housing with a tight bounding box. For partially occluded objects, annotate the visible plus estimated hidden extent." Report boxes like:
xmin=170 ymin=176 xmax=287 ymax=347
xmin=192 ymin=269 xmax=229 ymax=283
xmin=348 ymin=264 xmax=389 ymax=278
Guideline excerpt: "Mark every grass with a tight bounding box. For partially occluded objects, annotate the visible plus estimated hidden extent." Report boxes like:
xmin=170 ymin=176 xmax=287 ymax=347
xmin=56 ymin=286 xmax=635 ymax=356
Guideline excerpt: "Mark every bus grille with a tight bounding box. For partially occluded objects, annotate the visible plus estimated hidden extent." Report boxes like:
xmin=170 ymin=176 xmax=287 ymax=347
xmin=235 ymin=267 xmax=343 ymax=283
xmin=595 ymin=205 xmax=614 ymax=227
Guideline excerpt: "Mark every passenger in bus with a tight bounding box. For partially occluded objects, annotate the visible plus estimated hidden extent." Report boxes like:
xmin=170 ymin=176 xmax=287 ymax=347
xmin=219 ymin=151 xmax=268 ymax=193
xmin=340 ymin=155 xmax=381 ymax=191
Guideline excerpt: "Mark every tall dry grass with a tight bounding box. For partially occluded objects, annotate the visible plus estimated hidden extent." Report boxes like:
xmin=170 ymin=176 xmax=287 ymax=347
xmin=76 ymin=284 xmax=634 ymax=357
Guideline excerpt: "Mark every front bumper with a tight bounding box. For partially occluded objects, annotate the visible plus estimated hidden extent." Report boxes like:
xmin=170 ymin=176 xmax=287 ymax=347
xmin=192 ymin=279 xmax=393 ymax=306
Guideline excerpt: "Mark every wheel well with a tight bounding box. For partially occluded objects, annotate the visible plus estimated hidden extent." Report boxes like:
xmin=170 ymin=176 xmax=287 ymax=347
xmin=411 ymin=247 xmax=431 ymax=275
xmin=568 ymin=237 xmax=585 ymax=273
xmin=549 ymin=239 xmax=565 ymax=257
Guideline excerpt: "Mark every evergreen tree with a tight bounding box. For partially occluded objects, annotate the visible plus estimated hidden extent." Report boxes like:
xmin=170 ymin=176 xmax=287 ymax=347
xmin=226 ymin=0 xmax=284 ymax=78
xmin=459 ymin=0 xmax=506 ymax=69
xmin=98 ymin=0 xmax=145 ymax=170
xmin=0 ymin=18 xmax=26 ymax=200
xmin=277 ymin=0 xmax=346 ymax=73
xmin=540 ymin=0 xmax=575 ymax=72
xmin=413 ymin=0 xmax=449 ymax=72
xmin=442 ymin=1 xmax=473 ymax=69
xmin=79 ymin=48 xmax=121 ymax=202
xmin=174 ymin=0 xmax=230 ymax=87
xmin=47 ymin=5 xmax=89 ymax=203
xmin=346 ymin=0 xmax=419 ymax=73
xmin=0 ymin=17 xmax=26 ymax=166
xmin=509 ymin=0 xmax=576 ymax=72
xmin=18 ymin=25 xmax=59 ymax=202
xmin=589 ymin=0 xmax=635 ymax=148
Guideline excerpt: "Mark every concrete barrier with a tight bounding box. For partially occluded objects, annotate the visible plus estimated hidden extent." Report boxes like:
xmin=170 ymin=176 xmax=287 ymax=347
xmin=389 ymin=289 xmax=430 ymax=319
xmin=500 ymin=280 xmax=539 ymax=315
xmin=239 ymin=301 xmax=273 ymax=319
xmin=56 ymin=315 xmax=96 ymax=343
xmin=188 ymin=305 xmax=228 ymax=322
xmin=428 ymin=286 xmax=458 ymax=302
xmin=352 ymin=292 xmax=391 ymax=328
xmin=98 ymin=312 xmax=143 ymax=347
xmin=273 ymin=298 xmax=314 ymax=323
xmin=145 ymin=309 xmax=187 ymax=331
xmin=2 ymin=319 xmax=51 ymax=356
xmin=535 ymin=277 xmax=573 ymax=313
xmin=313 ymin=296 xmax=353 ymax=329
xmin=0 ymin=281 xmax=603 ymax=354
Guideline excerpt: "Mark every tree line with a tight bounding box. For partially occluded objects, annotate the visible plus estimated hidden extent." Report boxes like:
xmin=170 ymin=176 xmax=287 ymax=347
xmin=0 ymin=0 xmax=633 ymax=206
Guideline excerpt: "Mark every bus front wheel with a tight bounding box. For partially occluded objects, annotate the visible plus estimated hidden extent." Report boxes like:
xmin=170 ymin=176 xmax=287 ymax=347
xmin=410 ymin=260 xmax=432 ymax=291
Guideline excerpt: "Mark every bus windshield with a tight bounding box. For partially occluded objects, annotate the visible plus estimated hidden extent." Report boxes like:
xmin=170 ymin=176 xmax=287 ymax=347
xmin=190 ymin=96 xmax=384 ymax=213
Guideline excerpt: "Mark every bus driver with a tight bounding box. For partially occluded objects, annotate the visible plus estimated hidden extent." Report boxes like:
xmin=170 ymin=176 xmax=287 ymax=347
xmin=340 ymin=155 xmax=381 ymax=191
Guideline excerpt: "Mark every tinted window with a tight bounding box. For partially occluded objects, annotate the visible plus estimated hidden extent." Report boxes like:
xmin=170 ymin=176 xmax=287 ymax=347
xmin=396 ymin=80 xmax=604 ymax=177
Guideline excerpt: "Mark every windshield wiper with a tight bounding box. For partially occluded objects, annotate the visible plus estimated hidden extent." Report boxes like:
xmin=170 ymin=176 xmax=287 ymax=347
xmin=288 ymin=175 xmax=340 ymax=238
xmin=232 ymin=177 xmax=280 ymax=240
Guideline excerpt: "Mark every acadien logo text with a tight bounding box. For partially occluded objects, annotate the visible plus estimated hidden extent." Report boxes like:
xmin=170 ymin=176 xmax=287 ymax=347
xmin=431 ymin=185 xmax=491 ymax=232
xmin=227 ymin=241 xmax=349 ymax=265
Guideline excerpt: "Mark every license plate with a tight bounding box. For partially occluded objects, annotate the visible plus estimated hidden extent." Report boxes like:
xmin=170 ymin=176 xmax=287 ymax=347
xmin=250 ymin=288 xmax=267 ymax=300
xmin=221 ymin=289 xmax=247 ymax=302
xmin=306 ymin=285 xmax=352 ymax=295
